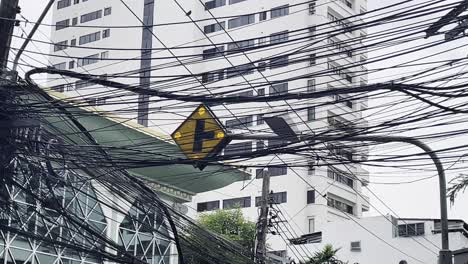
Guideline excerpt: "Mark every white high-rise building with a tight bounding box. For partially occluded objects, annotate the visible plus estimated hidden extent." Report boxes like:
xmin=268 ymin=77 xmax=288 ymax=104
xmin=48 ymin=0 xmax=370 ymax=257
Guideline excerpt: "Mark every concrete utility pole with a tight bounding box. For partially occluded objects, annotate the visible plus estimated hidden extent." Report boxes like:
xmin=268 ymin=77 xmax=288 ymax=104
xmin=0 ymin=0 xmax=20 ymax=165
xmin=0 ymin=0 xmax=19 ymax=222
xmin=0 ymin=0 xmax=19 ymax=70
xmin=230 ymin=133 xmax=453 ymax=264
xmin=255 ymin=171 xmax=271 ymax=264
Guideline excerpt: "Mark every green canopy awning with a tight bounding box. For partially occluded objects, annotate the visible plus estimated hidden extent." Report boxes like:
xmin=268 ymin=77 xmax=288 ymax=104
xmin=32 ymin=90 xmax=250 ymax=195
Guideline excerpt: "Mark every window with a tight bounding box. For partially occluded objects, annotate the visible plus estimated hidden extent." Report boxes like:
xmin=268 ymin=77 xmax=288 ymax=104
xmin=340 ymin=0 xmax=353 ymax=9
xmin=79 ymin=31 xmax=101 ymax=45
xmin=205 ymin=0 xmax=226 ymax=10
xmin=197 ymin=201 xmax=220 ymax=212
xmin=229 ymin=0 xmax=247 ymax=4
xmin=227 ymin=40 xmax=255 ymax=53
xmin=69 ymin=61 xmax=75 ymax=69
xmin=328 ymin=144 xmax=353 ymax=161
xmin=77 ymin=53 xmax=100 ymax=66
xmin=52 ymin=85 xmax=65 ymax=92
xmin=268 ymin=166 xmax=287 ymax=176
xmin=75 ymin=80 xmax=94 ymax=89
xmin=328 ymin=112 xmax=354 ymax=131
xmin=270 ymin=31 xmax=289 ymax=44
xmin=102 ymin=29 xmax=110 ymax=38
xmin=345 ymin=73 xmax=353 ymax=83
xmin=309 ymin=54 xmax=316 ymax=66
xmin=96 ymin=97 xmax=106 ymax=105
xmin=257 ymin=62 xmax=267 ymax=72
xmin=328 ymin=168 xmax=354 ymax=188
xmin=258 ymin=37 xmax=268 ymax=45
xmin=308 ymin=161 xmax=315 ymax=175
xmin=101 ymin=51 xmax=109 ymax=59
xmin=55 ymin=19 xmax=70 ymax=31
xmin=257 ymin=88 xmax=265 ymax=96
xmin=328 ymin=38 xmax=353 ymax=58
xmin=309 ymin=26 xmax=316 ymax=39
xmin=308 ymin=218 xmax=315 ymax=233
xmin=269 ymin=55 xmax=289 ymax=69
xmin=350 ymin=241 xmax=361 ymax=251
xmin=201 ymin=70 xmax=224 ymax=83
xmin=307 ymin=107 xmax=315 ymax=121
xmin=226 ymin=63 xmax=254 ymax=78
xmin=203 ymin=46 xmax=225 ymax=60
xmin=256 ymin=167 xmax=287 ymax=178
xmin=52 ymin=62 xmax=66 ymax=70
xmin=398 ymin=223 xmax=425 ymax=237
xmin=255 ymin=192 xmax=287 ymax=206
xmin=204 ymin=21 xmax=225 ymax=34
xmin=309 ymin=1 xmax=316 ymax=15
xmin=70 ymin=39 xmax=76 ymax=46
xmin=307 ymin=79 xmax=316 ymax=92
xmin=271 ymin=5 xmax=289 ymax=19
xmin=65 ymin=83 xmax=74 ymax=91
xmin=54 ymin=40 xmax=68 ymax=52
xmin=307 ymin=190 xmax=315 ymax=204
xmin=328 ymin=60 xmax=353 ymax=82
xmin=269 ymin=139 xmax=286 ymax=148
xmin=225 ymin=116 xmax=253 ymax=129
xmin=257 ymin=141 xmax=265 ymax=150
xmin=271 ymin=192 xmax=287 ymax=204
xmin=224 ymin=142 xmax=252 ymax=156
xmin=74 ymin=0 xmax=79 ymax=4
xmin=256 ymin=169 xmax=266 ymax=179
xmin=104 ymin=7 xmax=112 ymax=16
xmin=327 ymin=196 xmax=354 ymax=215
xmin=257 ymin=114 xmax=264 ymax=125
xmin=81 ymin=10 xmax=102 ymax=23
xmin=230 ymin=90 xmax=253 ymax=97
xmin=228 ymin=15 xmax=255 ymax=29
xmin=328 ymin=11 xmax=353 ymax=33
xmin=269 ymin=83 xmax=288 ymax=95
xmin=72 ymin=17 xmax=78 ymax=26
xmin=57 ymin=0 xmax=71 ymax=9
xmin=223 ymin=197 xmax=251 ymax=209
xmin=259 ymin=11 xmax=267 ymax=21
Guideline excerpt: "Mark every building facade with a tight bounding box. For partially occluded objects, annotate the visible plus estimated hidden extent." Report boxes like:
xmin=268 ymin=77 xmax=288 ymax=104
xmin=48 ymin=0 xmax=369 ymax=256
xmin=291 ymin=215 xmax=468 ymax=264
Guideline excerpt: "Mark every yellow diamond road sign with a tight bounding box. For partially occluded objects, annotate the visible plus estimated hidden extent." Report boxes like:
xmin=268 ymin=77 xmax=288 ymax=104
xmin=171 ymin=104 xmax=230 ymax=163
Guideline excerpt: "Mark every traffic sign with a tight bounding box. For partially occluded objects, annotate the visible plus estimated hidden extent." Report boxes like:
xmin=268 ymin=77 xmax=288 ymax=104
xmin=171 ymin=104 xmax=230 ymax=169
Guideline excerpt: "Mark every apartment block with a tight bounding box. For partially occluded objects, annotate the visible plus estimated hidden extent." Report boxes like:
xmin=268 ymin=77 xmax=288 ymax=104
xmin=48 ymin=0 xmax=370 ymax=257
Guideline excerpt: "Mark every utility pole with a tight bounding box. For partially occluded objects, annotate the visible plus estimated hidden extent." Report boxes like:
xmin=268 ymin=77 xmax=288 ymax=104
xmin=0 ymin=0 xmax=20 ymax=70
xmin=0 ymin=0 xmax=20 ymax=159
xmin=255 ymin=171 xmax=271 ymax=264
xmin=0 ymin=0 xmax=19 ymax=218
xmin=0 ymin=0 xmax=19 ymax=248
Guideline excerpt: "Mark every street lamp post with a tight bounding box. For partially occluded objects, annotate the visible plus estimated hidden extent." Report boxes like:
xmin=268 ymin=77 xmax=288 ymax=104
xmin=229 ymin=125 xmax=452 ymax=264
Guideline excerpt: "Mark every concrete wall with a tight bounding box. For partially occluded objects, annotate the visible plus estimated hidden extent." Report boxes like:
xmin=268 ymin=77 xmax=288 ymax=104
xmin=299 ymin=216 xmax=468 ymax=264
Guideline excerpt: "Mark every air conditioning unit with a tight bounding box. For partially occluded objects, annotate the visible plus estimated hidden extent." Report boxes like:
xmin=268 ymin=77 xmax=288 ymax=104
xmin=350 ymin=241 xmax=361 ymax=251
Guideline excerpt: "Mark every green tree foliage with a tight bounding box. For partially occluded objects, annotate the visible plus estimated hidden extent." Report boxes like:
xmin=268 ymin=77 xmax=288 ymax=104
xmin=302 ymin=244 xmax=347 ymax=264
xmin=198 ymin=208 xmax=256 ymax=260
xmin=448 ymin=173 xmax=468 ymax=204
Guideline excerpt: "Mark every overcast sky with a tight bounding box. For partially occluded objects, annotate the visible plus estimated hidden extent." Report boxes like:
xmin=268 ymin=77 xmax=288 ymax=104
xmin=8 ymin=0 xmax=468 ymax=223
